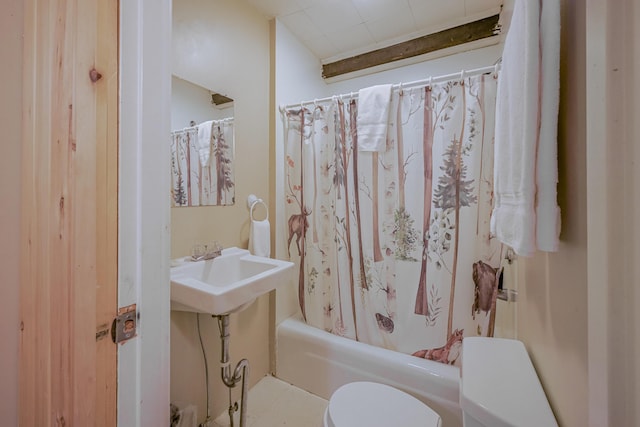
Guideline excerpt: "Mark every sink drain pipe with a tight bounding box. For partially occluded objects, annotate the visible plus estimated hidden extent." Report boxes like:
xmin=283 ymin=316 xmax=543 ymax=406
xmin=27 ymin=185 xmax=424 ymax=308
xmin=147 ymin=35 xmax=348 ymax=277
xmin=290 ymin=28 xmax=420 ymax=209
xmin=217 ymin=314 xmax=250 ymax=427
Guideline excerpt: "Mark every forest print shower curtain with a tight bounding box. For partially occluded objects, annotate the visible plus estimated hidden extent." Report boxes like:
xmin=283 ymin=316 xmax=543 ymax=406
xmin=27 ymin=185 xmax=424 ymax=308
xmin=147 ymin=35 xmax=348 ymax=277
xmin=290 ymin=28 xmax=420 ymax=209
xmin=171 ymin=120 xmax=235 ymax=206
xmin=283 ymin=74 xmax=505 ymax=366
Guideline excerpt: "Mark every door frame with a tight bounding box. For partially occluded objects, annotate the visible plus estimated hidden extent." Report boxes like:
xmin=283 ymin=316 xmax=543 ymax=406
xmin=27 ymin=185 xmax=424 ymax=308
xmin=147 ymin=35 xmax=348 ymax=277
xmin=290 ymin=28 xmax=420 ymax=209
xmin=118 ymin=0 xmax=172 ymax=425
xmin=585 ymin=0 xmax=640 ymax=425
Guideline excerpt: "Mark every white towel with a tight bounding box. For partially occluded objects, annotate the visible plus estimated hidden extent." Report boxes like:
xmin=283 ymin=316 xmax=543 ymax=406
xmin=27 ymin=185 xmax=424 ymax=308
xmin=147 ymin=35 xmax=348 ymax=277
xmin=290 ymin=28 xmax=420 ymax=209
xmin=248 ymin=202 xmax=271 ymax=257
xmin=536 ymin=0 xmax=561 ymax=252
xmin=196 ymin=120 xmax=214 ymax=168
xmin=356 ymin=84 xmax=393 ymax=152
xmin=491 ymin=0 xmax=540 ymax=256
xmin=491 ymin=0 xmax=561 ymax=256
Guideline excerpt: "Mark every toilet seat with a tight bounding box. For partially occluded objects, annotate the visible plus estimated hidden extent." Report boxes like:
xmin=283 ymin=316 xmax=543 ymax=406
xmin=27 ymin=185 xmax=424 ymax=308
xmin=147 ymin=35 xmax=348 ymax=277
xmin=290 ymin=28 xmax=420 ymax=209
xmin=324 ymin=382 xmax=441 ymax=427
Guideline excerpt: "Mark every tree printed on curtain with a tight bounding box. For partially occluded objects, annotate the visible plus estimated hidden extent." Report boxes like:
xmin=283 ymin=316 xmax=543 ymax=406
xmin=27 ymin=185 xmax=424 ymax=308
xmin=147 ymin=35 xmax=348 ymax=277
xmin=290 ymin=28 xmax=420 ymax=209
xmin=283 ymin=74 xmax=505 ymax=366
xmin=171 ymin=120 xmax=235 ymax=206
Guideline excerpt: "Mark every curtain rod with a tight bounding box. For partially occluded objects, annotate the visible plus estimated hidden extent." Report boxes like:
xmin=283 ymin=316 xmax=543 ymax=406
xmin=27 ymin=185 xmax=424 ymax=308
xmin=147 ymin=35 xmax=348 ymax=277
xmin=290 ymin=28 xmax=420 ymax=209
xmin=171 ymin=117 xmax=234 ymax=134
xmin=280 ymin=63 xmax=500 ymax=112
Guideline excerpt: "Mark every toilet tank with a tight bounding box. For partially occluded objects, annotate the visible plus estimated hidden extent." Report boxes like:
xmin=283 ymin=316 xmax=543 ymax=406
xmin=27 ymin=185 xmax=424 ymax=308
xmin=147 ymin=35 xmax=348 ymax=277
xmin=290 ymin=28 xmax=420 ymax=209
xmin=460 ymin=337 xmax=558 ymax=427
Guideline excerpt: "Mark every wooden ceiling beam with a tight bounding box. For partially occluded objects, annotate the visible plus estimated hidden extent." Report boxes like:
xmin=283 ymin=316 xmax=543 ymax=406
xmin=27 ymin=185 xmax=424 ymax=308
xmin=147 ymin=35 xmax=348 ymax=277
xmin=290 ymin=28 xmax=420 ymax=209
xmin=211 ymin=92 xmax=234 ymax=106
xmin=322 ymin=14 xmax=501 ymax=79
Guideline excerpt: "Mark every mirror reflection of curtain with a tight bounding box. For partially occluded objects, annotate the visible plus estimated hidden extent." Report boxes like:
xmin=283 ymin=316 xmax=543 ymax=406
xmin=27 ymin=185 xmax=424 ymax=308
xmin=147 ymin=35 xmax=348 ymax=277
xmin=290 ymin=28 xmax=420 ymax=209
xmin=171 ymin=119 xmax=235 ymax=206
xmin=283 ymin=75 xmax=505 ymax=366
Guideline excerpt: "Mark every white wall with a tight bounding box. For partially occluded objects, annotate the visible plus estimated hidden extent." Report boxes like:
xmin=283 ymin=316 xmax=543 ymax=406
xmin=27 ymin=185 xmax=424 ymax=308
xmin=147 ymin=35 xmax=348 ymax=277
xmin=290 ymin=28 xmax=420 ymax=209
xmin=0 ymin=0 xmax=22 ymax=424
xmin=171 ymin=0 xmax=271 ymax=256
xmin=273 ymin=18 xmax=503 ymax=324
xmin=171 ymin=76 xmax=233 ymax=130
xmin=170 ymin=1 xmax=271 ymax=423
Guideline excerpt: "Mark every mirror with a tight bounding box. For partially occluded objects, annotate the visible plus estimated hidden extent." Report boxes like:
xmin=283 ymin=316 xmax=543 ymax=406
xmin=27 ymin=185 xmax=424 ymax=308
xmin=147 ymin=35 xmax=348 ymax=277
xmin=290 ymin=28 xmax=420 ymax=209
xmin=170 ymin=39 xmax=235 ymax=206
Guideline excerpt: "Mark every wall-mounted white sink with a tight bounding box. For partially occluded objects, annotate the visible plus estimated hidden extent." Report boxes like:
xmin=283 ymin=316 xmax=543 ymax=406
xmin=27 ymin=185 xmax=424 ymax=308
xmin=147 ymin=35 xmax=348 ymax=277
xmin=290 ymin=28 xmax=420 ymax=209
xmin=170 ymin=247 xmax=294 ymax=315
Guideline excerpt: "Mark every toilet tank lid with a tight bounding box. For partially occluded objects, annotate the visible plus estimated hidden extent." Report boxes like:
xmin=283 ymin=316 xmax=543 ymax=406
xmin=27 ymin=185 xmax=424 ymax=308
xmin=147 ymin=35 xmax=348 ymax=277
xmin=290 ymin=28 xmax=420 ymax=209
xmin=460 ymin=338 xmax=558 ymax=427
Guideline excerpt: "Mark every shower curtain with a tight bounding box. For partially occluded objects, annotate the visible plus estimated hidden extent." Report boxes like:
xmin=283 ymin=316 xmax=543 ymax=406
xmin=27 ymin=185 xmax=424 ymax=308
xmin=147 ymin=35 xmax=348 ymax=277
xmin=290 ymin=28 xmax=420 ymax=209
xmin=282 ymin=74 xmax=505 ymax=365
xmin=171 ymin=119 xmax=235 ymax=206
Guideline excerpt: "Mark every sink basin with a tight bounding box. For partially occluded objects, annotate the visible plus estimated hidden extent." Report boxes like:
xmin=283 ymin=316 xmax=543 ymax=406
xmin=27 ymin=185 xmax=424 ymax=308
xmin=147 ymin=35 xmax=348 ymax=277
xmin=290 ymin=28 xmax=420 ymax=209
xmin=170 ymin=247 xmax=294 ymax=315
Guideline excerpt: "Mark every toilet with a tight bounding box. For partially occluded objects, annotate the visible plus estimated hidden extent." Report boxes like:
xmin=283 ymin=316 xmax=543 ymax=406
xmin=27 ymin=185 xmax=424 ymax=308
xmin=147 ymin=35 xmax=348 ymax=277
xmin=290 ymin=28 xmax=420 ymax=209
xmin=323 ymin=337 xmax=557 ymax=427
xmin=323 ymin=381 xmax=442 ymax=427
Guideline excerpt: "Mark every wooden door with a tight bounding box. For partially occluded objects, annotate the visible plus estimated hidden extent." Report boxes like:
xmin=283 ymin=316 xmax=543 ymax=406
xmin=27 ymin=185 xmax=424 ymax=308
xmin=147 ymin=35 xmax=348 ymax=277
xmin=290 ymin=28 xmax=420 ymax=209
xmin=20 ymin=0 xmax=119 ymax=425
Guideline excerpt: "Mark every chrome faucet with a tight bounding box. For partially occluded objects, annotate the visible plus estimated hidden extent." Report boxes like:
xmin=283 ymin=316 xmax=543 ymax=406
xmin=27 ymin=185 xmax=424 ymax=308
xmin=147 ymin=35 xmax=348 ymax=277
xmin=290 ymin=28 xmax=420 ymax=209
xmin=191 ymin=242 xmax=223 ymax=261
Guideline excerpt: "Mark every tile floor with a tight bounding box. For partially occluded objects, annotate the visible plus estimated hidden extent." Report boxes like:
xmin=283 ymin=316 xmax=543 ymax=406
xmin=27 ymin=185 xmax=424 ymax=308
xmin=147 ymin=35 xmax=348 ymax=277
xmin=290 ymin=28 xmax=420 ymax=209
xmin=211 ymin=375 xmax=327 ymax=427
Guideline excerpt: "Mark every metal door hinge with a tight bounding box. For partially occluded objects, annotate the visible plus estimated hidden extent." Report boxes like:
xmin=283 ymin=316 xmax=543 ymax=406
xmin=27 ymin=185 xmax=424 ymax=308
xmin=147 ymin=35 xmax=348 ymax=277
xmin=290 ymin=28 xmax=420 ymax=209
xmin=111 ymin=304 xmax=138 ymax=344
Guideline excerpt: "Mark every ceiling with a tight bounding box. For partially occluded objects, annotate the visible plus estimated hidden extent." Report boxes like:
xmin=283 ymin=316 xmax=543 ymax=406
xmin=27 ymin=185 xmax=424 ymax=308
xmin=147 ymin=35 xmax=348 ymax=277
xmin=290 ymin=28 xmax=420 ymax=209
xmin=246 ymin=0 xmax=503 ymax=62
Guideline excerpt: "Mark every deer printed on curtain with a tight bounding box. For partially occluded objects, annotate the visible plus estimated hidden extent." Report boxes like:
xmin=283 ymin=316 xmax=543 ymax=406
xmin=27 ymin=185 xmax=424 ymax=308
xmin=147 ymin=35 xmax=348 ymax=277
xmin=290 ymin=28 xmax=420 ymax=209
xmin=283 ymin=74 xmax=505 ymax=365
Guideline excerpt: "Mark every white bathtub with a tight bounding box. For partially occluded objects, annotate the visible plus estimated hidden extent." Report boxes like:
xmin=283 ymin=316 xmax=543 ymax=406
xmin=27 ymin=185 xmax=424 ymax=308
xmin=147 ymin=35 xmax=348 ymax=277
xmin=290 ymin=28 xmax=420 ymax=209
xmin=276 ymin=316 xmax=463 ymax=427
